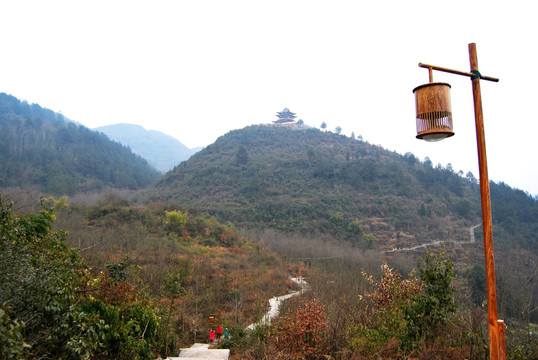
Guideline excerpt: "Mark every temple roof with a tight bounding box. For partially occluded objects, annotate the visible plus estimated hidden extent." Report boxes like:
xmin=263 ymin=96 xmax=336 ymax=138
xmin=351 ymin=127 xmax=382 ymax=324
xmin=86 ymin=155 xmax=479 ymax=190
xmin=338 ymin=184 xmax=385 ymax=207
xmin=276 ymin=107 xmax=297 ymax=118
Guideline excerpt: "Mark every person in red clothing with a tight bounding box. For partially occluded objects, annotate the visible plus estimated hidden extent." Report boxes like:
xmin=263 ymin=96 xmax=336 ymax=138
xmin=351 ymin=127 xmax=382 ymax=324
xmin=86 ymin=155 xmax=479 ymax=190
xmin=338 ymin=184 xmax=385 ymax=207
xmin=216 ymin=325 xmax=222 ymax=341
xmin=209 ymin=329 xmax=215 ymax=343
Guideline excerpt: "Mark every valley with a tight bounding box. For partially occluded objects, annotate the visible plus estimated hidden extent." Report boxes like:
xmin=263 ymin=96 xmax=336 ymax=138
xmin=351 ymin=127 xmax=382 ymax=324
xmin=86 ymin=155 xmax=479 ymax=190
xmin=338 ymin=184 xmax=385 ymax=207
xmin=1 ymin=94 xmax=536 ymax=359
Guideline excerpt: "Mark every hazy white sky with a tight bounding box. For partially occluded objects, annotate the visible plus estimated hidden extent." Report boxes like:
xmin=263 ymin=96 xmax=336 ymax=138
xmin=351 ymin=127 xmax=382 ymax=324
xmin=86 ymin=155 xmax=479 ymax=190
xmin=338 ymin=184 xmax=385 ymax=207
xmin=1 ymin=1 xmax=537 ymax=196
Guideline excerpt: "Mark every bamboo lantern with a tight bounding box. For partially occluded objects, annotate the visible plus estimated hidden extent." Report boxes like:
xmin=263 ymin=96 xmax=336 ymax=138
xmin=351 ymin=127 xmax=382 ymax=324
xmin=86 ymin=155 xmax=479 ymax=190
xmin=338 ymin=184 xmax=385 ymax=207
xmin=413 ymin=82 xmax=454 ymax=141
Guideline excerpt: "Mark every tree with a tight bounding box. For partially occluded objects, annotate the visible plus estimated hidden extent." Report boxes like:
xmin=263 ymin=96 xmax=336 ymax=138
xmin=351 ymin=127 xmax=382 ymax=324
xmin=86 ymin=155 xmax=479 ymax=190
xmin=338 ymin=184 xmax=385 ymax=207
xmin=320 ymin=122 xmax=327 ymax=131
xmin=402 ymin=249 xmax=456 ymax=345
xmin=423 ymin=156 xmax=433 ymax=167
xmin=235 ymin=146 xmax=248 ymax=165
xmin=351 ymin=250 xmax=458 ymax=356
xmin=0 ymin=198 xmax=85 ymax=358
xmin=0 ymin=196 xmax=169 ymax=359
xmin=404 ymin=152 xmax=418 ymax=165
xmin=465 ymin=265 xmax=486 ymax=306
xmin=165 ymin=210 xmax=188 ymax=234
xmin=350 ymin=263 xmax=422 ymax=357
xmin=466 ymin=171 xmax=477 ymax=183
xmin=334 ymin=126 xmax=342 ymax=135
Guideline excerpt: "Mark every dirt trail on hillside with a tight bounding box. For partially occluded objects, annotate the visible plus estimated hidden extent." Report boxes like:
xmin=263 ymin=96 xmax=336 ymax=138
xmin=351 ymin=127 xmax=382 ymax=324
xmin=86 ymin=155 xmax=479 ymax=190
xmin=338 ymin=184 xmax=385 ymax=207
xmin=382 ymin=223 xmax=482 ymax=254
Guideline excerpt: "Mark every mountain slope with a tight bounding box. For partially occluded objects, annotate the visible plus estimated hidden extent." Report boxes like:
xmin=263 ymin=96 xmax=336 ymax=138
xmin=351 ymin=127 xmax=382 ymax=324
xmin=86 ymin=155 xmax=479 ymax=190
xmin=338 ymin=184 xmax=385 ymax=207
xmin=95 ymin=123 xmax=200 ymax=172
xmin=0 ymin=93 xmax=160 ymax=194
xmin=148 ymin=124 xmax=537 ymax=251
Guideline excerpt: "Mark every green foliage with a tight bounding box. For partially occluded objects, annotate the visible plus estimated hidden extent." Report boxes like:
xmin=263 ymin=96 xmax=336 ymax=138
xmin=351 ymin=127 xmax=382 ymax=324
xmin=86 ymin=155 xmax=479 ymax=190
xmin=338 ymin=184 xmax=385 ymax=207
xmin=350 ymin=250 xmax=458 ymax=357
xmin=402 ymin=249 xmax=456 ymax=347
xmin=465 ymin=265 xmax=486 ymax=306
xmin=165 ymin=209 xmax=188 ymax=234
xmin=217 ymin=325 xmax=248 ymax=350
xmin=106 ymin=255 xmax=132 ymax=283
xmin=0 ymin=198 xmax=83 ymax=357
xmin=0 ymin=307 xmax=27 ymax=359
xmin=235 ymin=145 xmax=249 ymax=165
xmin=490 ymin=181 xmax=538 ymax=250
xmin=350 ymin=263 xmax=422 ymax=357
xmin=161 ymin=271 xmax=187 ymax=297
xmin=0 ymin=195 xmax=171 ymax=359
xmin=42 ymin=195 xmax=71 ymax=212
xmin=453 ymin=198 xmax=472 ymax=217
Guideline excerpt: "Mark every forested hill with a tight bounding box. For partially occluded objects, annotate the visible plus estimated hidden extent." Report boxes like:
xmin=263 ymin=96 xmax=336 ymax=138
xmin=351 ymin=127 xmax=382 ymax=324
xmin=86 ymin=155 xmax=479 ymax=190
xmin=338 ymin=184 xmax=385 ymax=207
xmin=0 ymin=93 xmax=160 ymax=194
xmin=150 ymin=124 xmax=537 ymax=251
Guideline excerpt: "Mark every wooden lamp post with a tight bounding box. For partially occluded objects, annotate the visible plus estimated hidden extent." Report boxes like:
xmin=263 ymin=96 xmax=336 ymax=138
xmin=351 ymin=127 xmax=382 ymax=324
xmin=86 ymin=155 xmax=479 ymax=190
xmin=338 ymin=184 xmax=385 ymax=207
xmin=413 ymin=43 xmax=505 ymax=360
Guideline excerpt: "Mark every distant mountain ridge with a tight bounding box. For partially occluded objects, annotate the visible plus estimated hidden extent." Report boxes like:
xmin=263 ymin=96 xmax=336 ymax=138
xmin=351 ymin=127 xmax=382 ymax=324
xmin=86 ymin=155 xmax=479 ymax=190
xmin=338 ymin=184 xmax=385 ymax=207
xmin=0 ymin=93 xmax=160 ymax=194
xmin=95 ymin=124 xmax=201 ymax=172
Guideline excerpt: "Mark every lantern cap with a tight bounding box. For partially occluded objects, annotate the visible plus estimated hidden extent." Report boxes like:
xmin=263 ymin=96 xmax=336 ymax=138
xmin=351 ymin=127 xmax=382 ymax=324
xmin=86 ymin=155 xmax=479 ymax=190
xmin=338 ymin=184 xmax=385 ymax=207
xmin=412 ymin=82 xmax=451 ymax=94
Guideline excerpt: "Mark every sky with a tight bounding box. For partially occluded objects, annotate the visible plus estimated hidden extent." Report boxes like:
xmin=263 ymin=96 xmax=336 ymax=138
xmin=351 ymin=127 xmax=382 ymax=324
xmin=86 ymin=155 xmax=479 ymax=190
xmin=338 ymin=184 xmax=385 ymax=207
xmin=1 ymin=1 xmax=537 ymax=196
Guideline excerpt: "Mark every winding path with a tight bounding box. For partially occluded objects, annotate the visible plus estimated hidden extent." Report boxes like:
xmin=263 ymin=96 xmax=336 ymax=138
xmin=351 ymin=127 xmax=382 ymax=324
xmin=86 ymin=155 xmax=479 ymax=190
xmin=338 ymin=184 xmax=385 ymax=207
xmin=246 ymin=276 xmax=308 ymax=330
xmin=169 ymin=223 xmax=480 ymax=360
xmin=167 ymin=277 xmax=308 ymax=360
xmin=382 ymin=223 xmax=482 ymax=253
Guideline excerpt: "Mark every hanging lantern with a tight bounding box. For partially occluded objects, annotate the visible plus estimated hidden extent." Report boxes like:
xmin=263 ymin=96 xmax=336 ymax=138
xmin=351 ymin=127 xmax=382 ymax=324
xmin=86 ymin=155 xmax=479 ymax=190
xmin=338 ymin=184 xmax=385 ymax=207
xmin=413 ymin=82 xmax=454 ymax=141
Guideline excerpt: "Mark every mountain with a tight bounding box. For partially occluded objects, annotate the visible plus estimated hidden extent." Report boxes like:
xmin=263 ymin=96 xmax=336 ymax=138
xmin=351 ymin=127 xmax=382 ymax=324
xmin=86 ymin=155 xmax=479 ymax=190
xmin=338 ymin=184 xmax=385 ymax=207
xmin=95 ymin=123 xmax=201 ymax=172
xmin=149 ymin=124 xmax=537 ymax=252
xmin=0 ymin=93 xmax=160 ymax=194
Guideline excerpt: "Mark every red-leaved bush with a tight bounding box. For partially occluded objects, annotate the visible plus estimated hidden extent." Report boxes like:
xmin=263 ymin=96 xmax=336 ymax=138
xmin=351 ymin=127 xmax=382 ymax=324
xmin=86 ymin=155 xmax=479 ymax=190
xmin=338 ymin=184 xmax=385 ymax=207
xmin=274 ymin=298 xmax=332 ymax=359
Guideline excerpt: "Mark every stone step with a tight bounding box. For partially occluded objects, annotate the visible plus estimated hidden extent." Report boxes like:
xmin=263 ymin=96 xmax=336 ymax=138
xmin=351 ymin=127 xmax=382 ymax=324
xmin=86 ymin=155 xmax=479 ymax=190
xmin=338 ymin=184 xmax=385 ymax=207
xmin=167 ymin=343 xmax=229 ymax=360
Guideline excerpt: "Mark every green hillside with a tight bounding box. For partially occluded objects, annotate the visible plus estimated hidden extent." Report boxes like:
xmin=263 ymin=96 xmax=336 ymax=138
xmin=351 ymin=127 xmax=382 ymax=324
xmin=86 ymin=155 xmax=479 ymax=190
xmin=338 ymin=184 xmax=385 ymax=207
xmin=149 ymin=124 xmax=537 ymax=251
xmin=0 ymin=93 xmax=160 ymax=194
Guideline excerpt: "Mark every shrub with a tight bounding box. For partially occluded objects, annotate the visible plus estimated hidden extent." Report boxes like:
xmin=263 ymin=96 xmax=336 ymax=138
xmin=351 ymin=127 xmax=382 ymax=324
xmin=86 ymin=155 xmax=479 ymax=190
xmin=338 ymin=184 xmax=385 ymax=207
xmin=350 ymin=250 xmax=458 ymax=357
xmin=402 ymin=249 xmax=456 ymax=347
xmin=274 ymin=298 xmax=332 ymax=359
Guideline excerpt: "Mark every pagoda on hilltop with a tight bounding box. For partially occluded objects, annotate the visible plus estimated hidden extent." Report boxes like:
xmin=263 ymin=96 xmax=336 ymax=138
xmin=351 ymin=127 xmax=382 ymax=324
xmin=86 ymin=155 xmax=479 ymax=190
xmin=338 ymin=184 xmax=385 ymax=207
xmin=273 ymin=107 xmax=297 ymax=124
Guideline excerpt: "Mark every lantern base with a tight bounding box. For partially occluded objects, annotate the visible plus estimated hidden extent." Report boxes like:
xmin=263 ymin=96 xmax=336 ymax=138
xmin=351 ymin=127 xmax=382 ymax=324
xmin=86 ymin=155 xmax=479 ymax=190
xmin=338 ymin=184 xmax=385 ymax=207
xmin=416 ymin=128 xmax=455 ymax=142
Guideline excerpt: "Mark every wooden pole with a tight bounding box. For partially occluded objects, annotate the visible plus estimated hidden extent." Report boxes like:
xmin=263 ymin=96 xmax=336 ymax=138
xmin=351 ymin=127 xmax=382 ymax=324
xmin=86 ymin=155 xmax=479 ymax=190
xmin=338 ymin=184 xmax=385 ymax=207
xmin=498 ymin=320 xmax=506 ymax=359
xmin=417 ymin=44 xmax=504 ymax=358
xmin=468 ymin=42 xmax=504 ymax=360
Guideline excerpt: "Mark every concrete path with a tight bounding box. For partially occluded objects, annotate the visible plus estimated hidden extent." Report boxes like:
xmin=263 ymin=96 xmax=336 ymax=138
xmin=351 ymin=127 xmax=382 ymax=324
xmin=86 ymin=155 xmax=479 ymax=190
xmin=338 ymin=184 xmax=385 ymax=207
xmin=382 ymin=223 xmax=482 ymax=253
xmin=167 ymin=343 xmax=229 ymax=360
xmin=167 ymin=276 xmax=307 ymax=359
xmin=246 ymin=276 xmax=308 ymax=330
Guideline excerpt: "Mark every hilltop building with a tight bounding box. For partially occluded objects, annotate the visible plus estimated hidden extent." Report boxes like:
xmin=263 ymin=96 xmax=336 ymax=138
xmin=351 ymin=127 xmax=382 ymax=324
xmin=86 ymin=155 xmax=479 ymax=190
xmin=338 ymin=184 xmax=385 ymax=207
xmin=273 ymin=108 xmax=297 ymax=124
